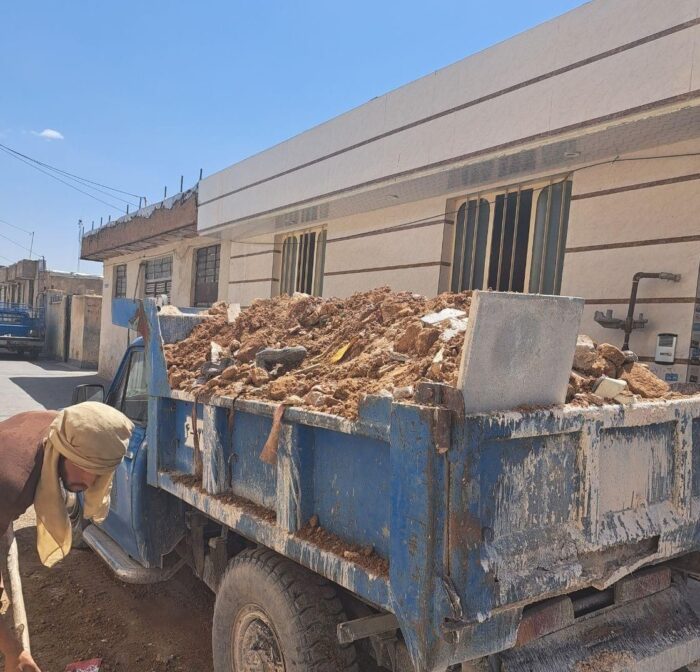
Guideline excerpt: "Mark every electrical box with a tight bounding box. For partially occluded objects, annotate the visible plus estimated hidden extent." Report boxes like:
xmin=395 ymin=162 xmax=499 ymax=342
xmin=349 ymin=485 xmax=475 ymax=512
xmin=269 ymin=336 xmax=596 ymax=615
xmin=655 ymin=333 xmax=677 ymax=364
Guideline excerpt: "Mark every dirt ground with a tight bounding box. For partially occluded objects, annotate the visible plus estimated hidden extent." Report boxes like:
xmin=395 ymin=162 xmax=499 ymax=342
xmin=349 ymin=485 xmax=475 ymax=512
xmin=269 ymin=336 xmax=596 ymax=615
xmin=1 ymin=512 xmax=214 ymax=672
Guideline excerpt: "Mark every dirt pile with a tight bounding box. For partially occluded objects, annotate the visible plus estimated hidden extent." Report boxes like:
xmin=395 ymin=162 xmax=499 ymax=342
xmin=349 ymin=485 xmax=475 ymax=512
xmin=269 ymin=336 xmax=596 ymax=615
xmin=164 ymin=288 xmax=680 ymax=418
xmin=165 ymin=287 xmax=470 ymax=418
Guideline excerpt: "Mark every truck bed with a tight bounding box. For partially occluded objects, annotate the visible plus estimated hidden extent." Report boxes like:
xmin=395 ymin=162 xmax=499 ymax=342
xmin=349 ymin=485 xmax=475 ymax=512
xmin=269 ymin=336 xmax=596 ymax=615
xmin=113 ymin=296 xmax=700 ymax=671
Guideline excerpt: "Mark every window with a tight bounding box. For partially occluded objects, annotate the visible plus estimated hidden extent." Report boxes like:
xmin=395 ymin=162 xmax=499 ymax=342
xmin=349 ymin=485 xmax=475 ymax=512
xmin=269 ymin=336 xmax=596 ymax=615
xmin=451 ymin=178 xmax=572 ymax=294
xmin=279 ymin=228 xmax=327 ymax=296
xmin=144 ymin=256 xmax=172 ymax=298
xmin=114 ymin=264 xmax=127 ymax=298
xmin=193 ymin=244 xmax=220 ymax=307
xmin=107 ymin=348 xmax=148 ymax=425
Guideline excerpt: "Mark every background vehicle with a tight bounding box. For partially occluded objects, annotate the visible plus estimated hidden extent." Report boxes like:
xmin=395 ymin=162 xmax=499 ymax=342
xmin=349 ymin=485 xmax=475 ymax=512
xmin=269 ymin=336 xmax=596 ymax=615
xmin=0 ymin=302 xmax=44 ymax=359
xmin=71 ymin=295 xmax=700 ymax=672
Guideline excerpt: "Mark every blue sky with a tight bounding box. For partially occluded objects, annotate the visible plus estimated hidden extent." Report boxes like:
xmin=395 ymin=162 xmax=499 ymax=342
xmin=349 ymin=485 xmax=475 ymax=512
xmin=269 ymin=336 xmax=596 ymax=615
xmin=0 ymin=0 xmax=585 ymax=274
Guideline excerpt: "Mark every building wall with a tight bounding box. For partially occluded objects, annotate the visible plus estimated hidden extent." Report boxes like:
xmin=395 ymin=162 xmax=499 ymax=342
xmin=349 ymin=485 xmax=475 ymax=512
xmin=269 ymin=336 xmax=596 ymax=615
xmin=225 ymin=137 xmax=699 ymax=381
xmin=69 ymin=295 xmax=102 ymax=369
xmin=199 ymin=0 xmax=700 ymax=232
xmin=38 ymin=272 xmax=102 ymax=299
xmin=98 ymin=236 xmax=230 ymax=379
xmin=561 ymin=137 xmax=700 ymax=382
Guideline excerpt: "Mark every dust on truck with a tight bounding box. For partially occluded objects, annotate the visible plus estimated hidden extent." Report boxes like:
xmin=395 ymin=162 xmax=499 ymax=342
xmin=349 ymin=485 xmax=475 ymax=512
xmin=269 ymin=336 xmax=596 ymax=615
xmin=71 ymin=292 xmax=700 ymax=672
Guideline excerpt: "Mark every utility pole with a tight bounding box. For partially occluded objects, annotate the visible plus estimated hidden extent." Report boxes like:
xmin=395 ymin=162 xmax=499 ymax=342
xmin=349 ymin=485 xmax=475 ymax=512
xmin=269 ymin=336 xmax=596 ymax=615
xmin=77 ymin=219 xmax=83 ymax=273
xmin=28 ymin=232 xmax=34 ymax=260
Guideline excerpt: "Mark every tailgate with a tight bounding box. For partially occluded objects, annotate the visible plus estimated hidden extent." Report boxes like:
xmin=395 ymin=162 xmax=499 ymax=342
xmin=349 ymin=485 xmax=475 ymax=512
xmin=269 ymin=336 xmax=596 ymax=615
xmin=499 ymin=580 xmax=700 ymax=672
xmin=447 ymin=396 xmax=700 ymax=624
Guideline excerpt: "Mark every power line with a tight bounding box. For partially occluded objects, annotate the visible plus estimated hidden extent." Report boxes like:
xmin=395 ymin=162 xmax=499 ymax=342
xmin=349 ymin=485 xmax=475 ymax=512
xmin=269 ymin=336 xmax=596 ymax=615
xmin=0 ymin=145 xmax=127 ymax=212
xmin=0 ymin=230 xmax=41 ymax=258
xmin=0 ymin=218 xmax=32 ymax=235
xmin=0 ymin=142 xmax=144 ymax=200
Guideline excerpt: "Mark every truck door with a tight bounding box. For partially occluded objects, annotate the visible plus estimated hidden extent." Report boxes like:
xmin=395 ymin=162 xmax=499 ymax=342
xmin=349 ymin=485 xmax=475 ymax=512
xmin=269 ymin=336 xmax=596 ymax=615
xmin=99 ymin=346 xmax=148 ymax=560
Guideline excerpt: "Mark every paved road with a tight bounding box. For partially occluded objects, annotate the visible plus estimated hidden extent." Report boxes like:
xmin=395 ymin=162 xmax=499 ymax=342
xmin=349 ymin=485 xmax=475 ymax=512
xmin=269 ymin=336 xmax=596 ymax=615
xmin=0 ymin=353 xmax=105 ymax=419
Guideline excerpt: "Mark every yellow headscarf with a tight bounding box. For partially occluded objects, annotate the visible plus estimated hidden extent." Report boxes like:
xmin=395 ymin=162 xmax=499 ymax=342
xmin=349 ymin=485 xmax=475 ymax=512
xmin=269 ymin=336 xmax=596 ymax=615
xmin=34 ymin=401 xmax=134 ymax=567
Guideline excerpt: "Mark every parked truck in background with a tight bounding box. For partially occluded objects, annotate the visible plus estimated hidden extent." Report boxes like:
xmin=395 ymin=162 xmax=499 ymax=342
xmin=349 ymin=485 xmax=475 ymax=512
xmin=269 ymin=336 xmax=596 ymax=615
xmin=0 ymin=302 xmax=44 ymax=360
xmin=69 ymin=294 xmax=700 ymax=672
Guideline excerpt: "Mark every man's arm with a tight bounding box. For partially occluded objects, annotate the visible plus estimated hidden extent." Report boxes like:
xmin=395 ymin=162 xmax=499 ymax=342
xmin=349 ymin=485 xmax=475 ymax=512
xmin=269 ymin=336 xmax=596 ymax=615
xmin=0 ymin=615 xmax=41 ymax=671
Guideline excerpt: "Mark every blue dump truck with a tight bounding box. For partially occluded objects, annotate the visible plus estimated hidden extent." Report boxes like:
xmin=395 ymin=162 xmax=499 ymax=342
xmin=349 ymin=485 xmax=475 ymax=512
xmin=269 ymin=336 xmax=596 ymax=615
xmin=70 ymin=293 xmax=700 ymax=672
xmin=0 ymin=302 xmax=44 ymax=360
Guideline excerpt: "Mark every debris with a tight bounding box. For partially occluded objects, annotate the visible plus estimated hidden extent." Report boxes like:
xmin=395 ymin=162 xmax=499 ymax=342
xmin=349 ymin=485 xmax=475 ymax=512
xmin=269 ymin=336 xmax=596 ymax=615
xmin=620 ymin=362 xmax=670 ymax=398
xmin=255 ymin=346 xmax=308 ymax=372
xmin=421 ymin=307 xmax=467 ymax=325
xmin=163 ymin=288 xmax=682 ymax=419
xmin=392 ymin=385 xmax=414 ymax=400
xmin=597 ymin=343 xmax=626 ymax=368
xmin=158 ymin=305 xmax=182 ymax=316
xmin=64 ymin=661 xmax=102 ymax=672
xmin=259 ymin=404 xmax=287 ymax=465
xmin=248 ymin=367 xmax=270 ymax=387
xmin=210 ymin=341 xmax=225 ymax=365
xmin=593 ymin=376 xmax=628 ymax=400
xmin=227 ymin=303 xmax=241 ymax=323
xmin=439 ymin=317 xmax=468 ymax=342
xmin=330 ymin=341 xmax=354 ymax=363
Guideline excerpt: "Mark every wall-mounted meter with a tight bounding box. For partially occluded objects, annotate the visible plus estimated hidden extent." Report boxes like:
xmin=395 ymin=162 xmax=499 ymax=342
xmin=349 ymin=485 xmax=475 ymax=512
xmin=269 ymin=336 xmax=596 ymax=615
xmin=655 ymin=333 xmax=677 ymax=364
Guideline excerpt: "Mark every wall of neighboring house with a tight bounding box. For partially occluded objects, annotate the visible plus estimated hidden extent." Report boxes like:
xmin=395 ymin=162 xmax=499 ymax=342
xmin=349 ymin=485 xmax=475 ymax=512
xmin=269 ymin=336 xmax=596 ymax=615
xmin=68 ymin=294 xmax=102 ymax=369
xmin=561 ymin=137 xmax=700 ymax=383
xmin=98 ymin=236 xmax=231 ymax=379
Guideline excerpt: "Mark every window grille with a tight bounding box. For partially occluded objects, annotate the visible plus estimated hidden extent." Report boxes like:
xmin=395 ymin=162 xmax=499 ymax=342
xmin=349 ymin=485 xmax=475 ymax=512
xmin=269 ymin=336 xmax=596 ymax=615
xmin=280 ymin=229 xmax=326 ymax=296
xmin=194 ymin=244 xmax=221 ymax=307
xmin=451 ymin=178 xmax=572 ymax=295
xmin=144 ymin=256 xmax=172 ymax=298
xmin=114 ymin=264 xmax=127 ymax=298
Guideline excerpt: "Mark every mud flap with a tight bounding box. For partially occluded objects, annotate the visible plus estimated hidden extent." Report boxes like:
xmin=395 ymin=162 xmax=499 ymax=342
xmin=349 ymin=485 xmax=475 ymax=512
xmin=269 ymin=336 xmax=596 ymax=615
xmin=498 ymin=583 xmax=700 ymax=672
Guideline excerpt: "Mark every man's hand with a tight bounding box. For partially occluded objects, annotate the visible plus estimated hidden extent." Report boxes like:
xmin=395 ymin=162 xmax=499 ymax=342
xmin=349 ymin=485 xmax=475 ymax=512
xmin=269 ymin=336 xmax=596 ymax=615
xmin=5 ymin=649 xmax=42 ymax=672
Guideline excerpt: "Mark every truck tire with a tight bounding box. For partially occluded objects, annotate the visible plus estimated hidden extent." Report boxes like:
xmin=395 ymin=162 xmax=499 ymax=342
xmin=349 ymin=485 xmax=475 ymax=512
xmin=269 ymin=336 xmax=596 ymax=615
xmin=213 ymin=547 xmax=359 ymax=672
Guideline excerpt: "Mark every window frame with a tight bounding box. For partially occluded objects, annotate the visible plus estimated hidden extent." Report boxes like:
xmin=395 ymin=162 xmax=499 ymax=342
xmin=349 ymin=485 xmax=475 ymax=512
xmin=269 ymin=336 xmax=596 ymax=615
xmin=143 ymin=255 xmax=173 ymax=299
xmin=106 ymin=347 xmax=148 ymax=426
xmin=113 ymin=264 xmax=127 ymax=299
xmin=450 ymin=175 xmax=572 ymax=295
xmin=193 ymin=244 xmax=221 ymax=307
xmin=279 ymin=227 xmax=327 ymax=296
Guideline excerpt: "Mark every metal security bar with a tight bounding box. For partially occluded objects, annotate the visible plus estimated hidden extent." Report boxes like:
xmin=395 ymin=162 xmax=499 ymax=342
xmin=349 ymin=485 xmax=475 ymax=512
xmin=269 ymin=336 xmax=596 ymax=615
xmin=280 ymin=229 xmax=326 ymax=296
xmin=529 ymin=180 xmax=573 ymax=295
xmin=194 ymin=244 xmax=220 ymax=307
xmin=144 ymin=256 xmax=173 ymax=298
xmin=451 ymin=177 xmax=572 ymax=295
xmin=450 ymin=198 xmax=490 ymax=292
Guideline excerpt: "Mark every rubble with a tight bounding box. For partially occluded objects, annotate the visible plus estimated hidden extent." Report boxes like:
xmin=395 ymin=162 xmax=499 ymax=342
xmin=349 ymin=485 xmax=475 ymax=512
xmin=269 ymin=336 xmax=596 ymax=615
xmin=163 ymin=288 xmax=685 ymax=419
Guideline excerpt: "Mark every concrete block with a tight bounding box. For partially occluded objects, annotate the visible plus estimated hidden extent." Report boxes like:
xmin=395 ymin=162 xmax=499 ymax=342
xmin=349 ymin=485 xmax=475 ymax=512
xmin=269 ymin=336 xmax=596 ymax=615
xmin=593 ymin=376 xmax=628 ymax=400
xmin=457 ymin=291 xmax=584 ymax=413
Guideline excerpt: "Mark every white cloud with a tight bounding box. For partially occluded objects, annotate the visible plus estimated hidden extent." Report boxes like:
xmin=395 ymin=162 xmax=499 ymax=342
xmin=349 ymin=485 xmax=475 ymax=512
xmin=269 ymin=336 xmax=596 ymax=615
xmin=32 ymin=128 xmax=64 ymax=141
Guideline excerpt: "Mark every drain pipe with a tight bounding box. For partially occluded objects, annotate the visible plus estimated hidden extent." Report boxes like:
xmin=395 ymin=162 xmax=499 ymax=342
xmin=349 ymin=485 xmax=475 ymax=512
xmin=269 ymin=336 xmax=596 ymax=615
xmin=622 ymin=272 xmax=681 ymax=350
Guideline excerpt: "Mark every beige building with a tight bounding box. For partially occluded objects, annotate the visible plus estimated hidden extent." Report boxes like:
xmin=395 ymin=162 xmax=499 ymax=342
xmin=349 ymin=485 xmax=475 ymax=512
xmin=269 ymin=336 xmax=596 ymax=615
xmin=80 ymin=188 xmax=231 ymax=378
xmin=195 ymin=0 xmax=700 ymax=383
xmin=0 ymin=258 xmax=102 ymax=308
xmin=0 ymin=258 xmax=45 ymax=306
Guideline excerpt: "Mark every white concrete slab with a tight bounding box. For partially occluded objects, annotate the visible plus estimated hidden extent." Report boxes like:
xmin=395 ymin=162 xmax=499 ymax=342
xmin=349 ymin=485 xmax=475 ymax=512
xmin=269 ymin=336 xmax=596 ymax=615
xmin=457 ymin=291 xmax=584 ymax=413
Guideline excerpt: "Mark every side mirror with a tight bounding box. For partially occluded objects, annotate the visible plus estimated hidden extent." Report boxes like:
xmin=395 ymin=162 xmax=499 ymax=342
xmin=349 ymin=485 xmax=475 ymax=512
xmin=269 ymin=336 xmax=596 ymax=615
xmin=72 ymin=384 xmax=105 ymax=405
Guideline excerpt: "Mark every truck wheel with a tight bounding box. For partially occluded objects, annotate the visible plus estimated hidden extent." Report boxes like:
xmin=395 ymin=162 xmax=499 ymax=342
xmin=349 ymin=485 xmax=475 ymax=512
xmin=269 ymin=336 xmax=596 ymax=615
xmin=65 ymin=491 xmax=88 ymax=549
xmin=213 ymin=547 xmax=358 ymax=672
xmin=28 ymin=350 xmax=39 ymax=361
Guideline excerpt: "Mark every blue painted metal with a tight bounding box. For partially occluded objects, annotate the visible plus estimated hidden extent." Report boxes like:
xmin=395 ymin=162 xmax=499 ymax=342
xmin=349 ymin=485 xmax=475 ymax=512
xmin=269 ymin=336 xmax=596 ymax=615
xmin=0 ymin=302 xmax=44 ymax=352
xmin=98 ymin=298 xmax=700 ymax=671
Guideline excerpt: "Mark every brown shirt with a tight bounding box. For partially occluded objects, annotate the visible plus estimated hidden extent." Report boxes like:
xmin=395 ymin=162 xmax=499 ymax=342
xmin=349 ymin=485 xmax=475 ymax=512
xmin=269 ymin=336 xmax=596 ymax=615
xmin=0 ymin=410 xmax=58 ymax=536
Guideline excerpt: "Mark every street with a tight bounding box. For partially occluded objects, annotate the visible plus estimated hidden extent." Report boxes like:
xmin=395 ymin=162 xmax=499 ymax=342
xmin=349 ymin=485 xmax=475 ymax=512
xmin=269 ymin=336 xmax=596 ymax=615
xmin=0 ymin=354 xmax=214 ymax=672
